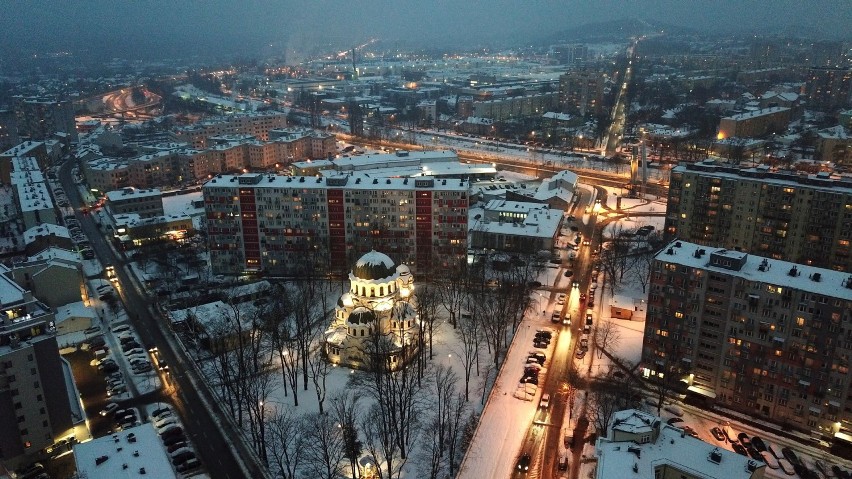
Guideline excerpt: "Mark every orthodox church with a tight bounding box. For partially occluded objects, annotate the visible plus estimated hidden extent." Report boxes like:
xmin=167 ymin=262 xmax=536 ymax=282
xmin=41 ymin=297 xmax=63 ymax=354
xmin=325 ymin=251 xmax=419 ymax=371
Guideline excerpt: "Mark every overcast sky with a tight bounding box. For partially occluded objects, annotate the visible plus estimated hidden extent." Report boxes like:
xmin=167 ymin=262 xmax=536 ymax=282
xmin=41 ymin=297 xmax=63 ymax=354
xmin=1 ymin=1 xmax=850 ymax=62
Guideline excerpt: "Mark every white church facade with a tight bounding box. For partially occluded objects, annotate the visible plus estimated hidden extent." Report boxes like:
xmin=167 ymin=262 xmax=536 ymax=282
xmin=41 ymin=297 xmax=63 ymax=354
xmin=325 ymin=251 xmax=420 ymax=371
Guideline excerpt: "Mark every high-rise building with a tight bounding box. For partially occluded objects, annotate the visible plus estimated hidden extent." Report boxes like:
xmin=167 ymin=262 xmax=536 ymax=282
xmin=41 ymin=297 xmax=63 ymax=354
xmin=0 ymin=268 xmax=73 ymax=462
xmin=642 ymin=240 xmax=852 ymax=436
xmin=13 ymin=96 xmax=77 ymax=142
xmin=203 ymin=173 xmax=468 ymax=276
xmin=0 ymin=109 xmax=19 ymax=152
xmin=558 ymin=70 xmax=605 ymax=117
xmin=663 ymin=159 xmax=852 ymax=272
xmin=805 ymin=67 xmax=852 ymax=112
xmin=551 ymin=44 xmax=589 ymax=66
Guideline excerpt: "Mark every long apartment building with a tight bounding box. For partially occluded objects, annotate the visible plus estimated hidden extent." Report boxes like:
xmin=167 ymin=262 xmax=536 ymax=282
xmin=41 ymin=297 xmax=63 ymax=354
xmin=664 ymin=159 xmax=852 ymax=272
xmin=170 ymin=111 xmax=288 ymax=148
xmin=203 ymin=173 xmax=468 ymax=276
xmin=642 ymin=240 xmax=852 ymax=436
xmin=82 ymin=132 xmax=336 ymax=193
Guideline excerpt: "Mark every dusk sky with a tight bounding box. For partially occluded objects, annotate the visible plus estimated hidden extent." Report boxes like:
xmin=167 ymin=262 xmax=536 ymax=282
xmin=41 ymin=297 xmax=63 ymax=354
xmin=1 ymin=0 xmax=850 ymax=61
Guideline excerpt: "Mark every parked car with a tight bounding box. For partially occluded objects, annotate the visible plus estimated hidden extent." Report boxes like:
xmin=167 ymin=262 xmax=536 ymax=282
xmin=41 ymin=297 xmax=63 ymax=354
xmin=527 ymin=352 xmax=546 ymax=366
xmin=751 ymin=436 xmax=767 ymax=452
xmin=111 ymin=324 xmax=132 ymax=334
xmin=710 ymin=427 xmax=725 ymax=441
xmin=732 ymin=442 xmax=748 ymax=456
xmin=575 ymin=348 xmax=586 ymax=359
xmin=162 ymin=434 xmax=187 ymax=447
xmin=167 ymin=442 xmax=188 ymax=454
xmin=176 ymin=459 xmax=201 ymax=473
xmin=738 ymin=433 xmax=752 ymax=448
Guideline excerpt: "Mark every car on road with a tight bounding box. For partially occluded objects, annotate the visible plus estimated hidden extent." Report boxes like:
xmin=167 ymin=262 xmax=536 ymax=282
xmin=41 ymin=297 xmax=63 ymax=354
xmin=557 ymin=293 xmax=565 ymax=305
xmin=539 ymin=393 xmax=550 ymax=409
xmin=99 ymin=403 xmax=119 ymax=416
xmin=516 ymin=453 xmax=531 ymax=474
xmin=585 ymin=313 xmax=593 ymax=325
xmin=579 ymin=338 xmax=588 ymax=350
xmin=710 ymin=427 xmax=725 ymax=441
xmin=575 ymin=348 xmax=586 ymax=359
xmin=562 ymin=313 xmax=571 ymax=326
xmin=579 ymin=293 xmax=586 ymax=302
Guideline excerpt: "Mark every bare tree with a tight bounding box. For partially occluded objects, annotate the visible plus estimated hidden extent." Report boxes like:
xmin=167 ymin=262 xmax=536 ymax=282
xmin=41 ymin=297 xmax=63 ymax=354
xmin=455 ymin=305 xmax=482 ymax=401
xmin=302 ymin=411 xmax=347 ymax=479
xmin=330 ymin=390 xmax=362 ymax=479
xmin=261 ymin=284 xmax=303 ymax=406
xmin=595 ymin=319 xmax=622 ymax=360
xmin=631 ymin=251 xmax=654 ymax=294
xmin=307 ymin=338 xmax=332 ymax=414
xmin=266 ymin=405 xmax=303 ymax=479
xmin=436 ymin=259 xmax=469 ymax=328
xmin=416 ymin=283 xmax=442 ymax=359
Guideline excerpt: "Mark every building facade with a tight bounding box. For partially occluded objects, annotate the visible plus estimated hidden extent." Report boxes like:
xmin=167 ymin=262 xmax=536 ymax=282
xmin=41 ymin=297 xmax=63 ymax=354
xmin=558 ymin=70 xmax=605 ymax=117
xmin=0 ymin=270 xmax=73 ymax=463
xmin=13 ymin=96 xmax=77 ymax=142
xmin=642 ymin=241 xmax=852 ymax=437
xmin=203 ymin=173 xmax=468 ymax=276
xmin=717 ymin=107 xmax=791 ymax=139
xmin=805 ymin=67 xmax=852 ymax=113
xmin=325 ymin=251 xmax=419 ymax=371
xmin=105 ymin=188 xmax=164 ymax=218
xmin=664 ymin=160 xmax=852 ymax=272
xmin=170 ymin=111 xmax=288 ymax=149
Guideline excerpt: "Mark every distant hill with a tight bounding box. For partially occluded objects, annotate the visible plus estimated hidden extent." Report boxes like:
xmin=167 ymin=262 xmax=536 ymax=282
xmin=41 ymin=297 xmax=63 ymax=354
xmin=544 ymin=18 xmax=696 ymax=44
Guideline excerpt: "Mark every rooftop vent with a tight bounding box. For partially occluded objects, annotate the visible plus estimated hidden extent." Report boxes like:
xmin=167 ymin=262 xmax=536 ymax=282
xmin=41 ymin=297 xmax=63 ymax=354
xmin=810 ymin=273 xmax=821 ymax=282
xmin=788 ymin=266 xmax=799 ymax=277
xmin=95 ymin=455 xmax=109 ymax=466
xmin=709 ymin=449 xmax=722 ymax=464
xmin=666 ymin=248 xmax=674 ymax=255
xmin=758 ymin=259 xmax=769 ymax=272
xmin=675 ymin=241 xmax=682 ymax=248
xmin=844 ymin=276 xmax=852 ymax=289
xmin=747 ymin=460 xmax=758 ymax=472
xmin=628 ymin=445 xmax=641 ymax=458
xmin=373 ymin=179 xmax=379 ymax=184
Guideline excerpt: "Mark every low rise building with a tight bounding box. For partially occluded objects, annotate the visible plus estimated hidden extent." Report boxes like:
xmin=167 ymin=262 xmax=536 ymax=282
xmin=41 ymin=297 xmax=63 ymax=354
xmin=717 ymin=107 xmax=791 ymax=139
xmin=73 ymin=424 xmax=178 ymax=479
xmin=105 ymin=187 xmax=164 ymax=218
xmin=470 ymin=199 xmax=563 ymax=253
xmin=596 ymin=409 xmax=764 ymax=479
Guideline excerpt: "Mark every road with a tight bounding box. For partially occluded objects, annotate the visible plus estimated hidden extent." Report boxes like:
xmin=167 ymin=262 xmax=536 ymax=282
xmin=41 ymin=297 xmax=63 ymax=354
xmin=507 ymin=187 xmax=603 ymax=479
xmin=603 ymin=42 xmax=636 ymax=156
xmin=58 ymin=160 xmax=265 ymax=479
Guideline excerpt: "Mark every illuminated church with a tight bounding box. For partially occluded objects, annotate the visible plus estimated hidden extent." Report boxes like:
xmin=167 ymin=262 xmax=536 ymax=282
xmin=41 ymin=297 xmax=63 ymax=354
xmin=325 ymin=251 xmax=419 ymax=371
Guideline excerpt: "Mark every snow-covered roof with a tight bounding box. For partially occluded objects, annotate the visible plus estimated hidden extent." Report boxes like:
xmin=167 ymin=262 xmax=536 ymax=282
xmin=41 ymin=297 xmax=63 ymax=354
xmin=610 ymin=409 xmax=657 ymax=434
xmin=0 ymin=268 xmax=26 ymax=307
xmin=73 ymin=423 xmax=177 ymax=479
xmin=656 ymin=240 xmax=852 ymax=301
xmin=722 ymin=106 xmax=789 ymax=121
xmin=352 ymin=251 xmax=397 ymax=281
xmin=24 ymin=223 xmax=70 ymax=244
xmin=597 ymin=411 xmax=761 ymax=479
xmin=542 ymin=111 xmax=572 ymax=121
xmin=106 ymin=187 xmax=162 ymax=202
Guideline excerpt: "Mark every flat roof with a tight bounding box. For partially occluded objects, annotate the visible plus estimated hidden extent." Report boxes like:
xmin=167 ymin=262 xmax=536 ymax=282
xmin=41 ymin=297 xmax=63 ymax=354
xmin=203 ymin=173 xmax=468 ymax=192
xmin=597 ymin=410 xmax=760 ymax=479
xmin=106 ymin=187 xmax=163 ymax=202
xmin=723 ymin=106 xmax=790 ymax=121
xmin=656 ymin=240 xmax=852 ymax=301
xmin=73 ymin=423 xmax=177 ymax=479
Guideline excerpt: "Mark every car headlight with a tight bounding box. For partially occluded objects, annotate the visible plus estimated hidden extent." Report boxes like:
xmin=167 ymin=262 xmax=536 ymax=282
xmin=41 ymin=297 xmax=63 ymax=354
xmin=524 ymin=466 xmax=529 ymax=470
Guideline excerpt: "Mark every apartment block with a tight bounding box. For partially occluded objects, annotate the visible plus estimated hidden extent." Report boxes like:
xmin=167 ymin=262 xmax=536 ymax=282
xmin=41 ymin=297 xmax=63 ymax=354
xmin=170 ymin=111 xmax=288 ymax=148
xmin=558 ymin=70 xmax=605 ymax=116
xmin=717 ymin=107 xmax=791 ymax=139
xmin=105 ymin=187 xmax=164 ymax=218
xmin=642 ymin=240 xmax=852 ymax=436
xmin=0 ymin=268 xmax=73 ymax=463
xmin=13 ymin=96 xmax=77 ymax=142
xmin=471 ymin=92 xmax=558 ymax=121
xmin=203 ymin=173 xmax=468 ymax=276
xmin=664 ymin=160 xmax=852 ymax=272
xmin=805 ymin=67 xmax=852 ymax=112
